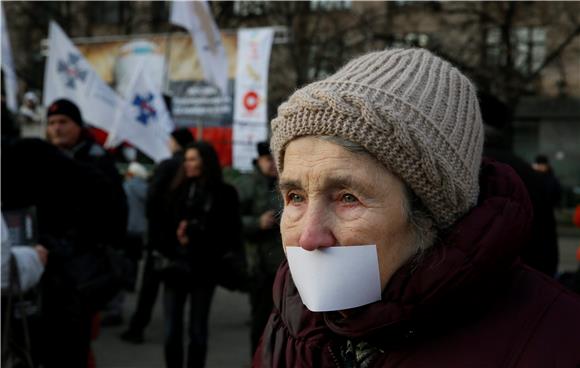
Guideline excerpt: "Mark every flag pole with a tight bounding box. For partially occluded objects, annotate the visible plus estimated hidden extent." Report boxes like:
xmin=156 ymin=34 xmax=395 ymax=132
xmin=163 ymin=29 xmax=173 ymax=94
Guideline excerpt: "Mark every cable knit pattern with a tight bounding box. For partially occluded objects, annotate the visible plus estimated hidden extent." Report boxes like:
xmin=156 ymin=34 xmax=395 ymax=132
xmin=270 ymin=48 xmax=484 ymax=229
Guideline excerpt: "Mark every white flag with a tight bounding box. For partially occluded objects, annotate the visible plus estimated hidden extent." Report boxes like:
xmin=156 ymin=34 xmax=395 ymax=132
xmin=232 ymin=28 xmax=274 ymax=172
xmin=1 ymin=3 xmax=18 ymax=112
xmin=43 ymin=21 xmax=171 ymax=162
xmin=170 ymin=0 xmax=229 ymax=95
xmin=107 ymin=63 xmax=172 ymax=163
xmin=43 ymin=21 xmax=123 ymax=133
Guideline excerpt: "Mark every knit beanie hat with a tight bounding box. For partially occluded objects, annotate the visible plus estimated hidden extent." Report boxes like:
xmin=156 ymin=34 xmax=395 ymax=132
xmin=47 ymin=98 xmax=83 ymax=126
xmin=271 ymin=48 xmax=484 ymax=229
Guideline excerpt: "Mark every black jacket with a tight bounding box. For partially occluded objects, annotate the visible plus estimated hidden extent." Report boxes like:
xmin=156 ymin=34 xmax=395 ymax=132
xmin=2 ymin=139 xmax=126 ymax=307
xmin=66 ymin=136 xmax=128 ymax=244
xmin=2 ymin=139 xmax=123 ymax=253
xmin=164 ymin=178 xmax=243 ymax=283
xmin=484 ymin=148 xmax=559 ymax=276
xmin=147 ymin=152 xmax=184 ymax=252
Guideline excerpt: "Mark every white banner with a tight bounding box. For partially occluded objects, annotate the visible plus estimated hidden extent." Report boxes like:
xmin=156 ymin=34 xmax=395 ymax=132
xmin=1 ymin=3 xmax=18 ymax=112
xmin=232 ymin=28 xmax=274 ymax=171
xmin=170 ymin=0 xmax=229 ymax=95
xmin=43 ymin=21 xmax=123 ymax=133
xmin=233 ymin=28 xmax=274 ymax=124
xmin=106 ymin=62 xmax=172 ymax=162
xmin=232 ymin=122 xmax=269 ymax=172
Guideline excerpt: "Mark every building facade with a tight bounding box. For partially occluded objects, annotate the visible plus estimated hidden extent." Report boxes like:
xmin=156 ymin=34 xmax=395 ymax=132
xmin=3 ymin=1 xmax=579 ymax=200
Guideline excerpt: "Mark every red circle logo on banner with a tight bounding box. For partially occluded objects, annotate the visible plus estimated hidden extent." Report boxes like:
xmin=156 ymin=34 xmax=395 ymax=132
xmin=243 ymin=91 xmax=259 ymax=111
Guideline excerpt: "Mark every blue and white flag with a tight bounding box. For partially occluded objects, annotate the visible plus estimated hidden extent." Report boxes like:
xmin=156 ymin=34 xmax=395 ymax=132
xmin=43 ymin=21 xmax=171 ymax=162
xmin=106 ymin=63 xmax=172 ymax=162
xmin=43 ymin=21 xmax=123 ymax=133
xmin=170 ymin=0 xmax=229 ymax=95
xmin=1 ymin=3 xmax=18 ymax=112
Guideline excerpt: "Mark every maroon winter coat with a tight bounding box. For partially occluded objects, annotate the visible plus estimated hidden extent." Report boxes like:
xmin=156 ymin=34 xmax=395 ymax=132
xmin=253 ymin=160 xmax=580 ymax=367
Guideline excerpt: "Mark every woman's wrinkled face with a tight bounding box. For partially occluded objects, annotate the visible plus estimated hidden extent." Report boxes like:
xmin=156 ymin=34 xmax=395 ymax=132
xmin=184 ymin=148 xmax=203 ymax=178
xmin=279 ymin=137 xmax=416 ymax=290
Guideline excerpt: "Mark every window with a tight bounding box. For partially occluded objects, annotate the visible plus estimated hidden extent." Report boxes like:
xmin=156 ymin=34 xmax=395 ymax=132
xmin=486 ymin=27 xmax=546 ymax=74
xmin=392 ymin=32 xmax=431 ymax=48
xmin=404 ymin=33 xmax=430 ymax=48
xmin=233 ymin=1 xmax=269 ymax=16
xmin=306 ymin=42 xmax=345 ymax=81
xmin=91 ymin=2 xmax=122 ymax=24
xmin=310 ymin=0 xmax=351 ymax=12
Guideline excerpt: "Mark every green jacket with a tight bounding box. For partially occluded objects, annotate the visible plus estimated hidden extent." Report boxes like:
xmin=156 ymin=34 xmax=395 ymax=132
xmin=234 ymin=165 xmax=284 ymax=277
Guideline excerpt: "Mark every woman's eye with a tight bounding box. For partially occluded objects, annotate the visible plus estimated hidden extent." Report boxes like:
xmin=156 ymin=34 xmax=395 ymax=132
xmin=341 ymin=193 xmax=358 ymax=204
xmin=288 ymin=193 xmax=304 ymax=204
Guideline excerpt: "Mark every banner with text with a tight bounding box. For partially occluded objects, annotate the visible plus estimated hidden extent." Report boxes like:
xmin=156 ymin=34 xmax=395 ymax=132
xmin=232 ymin=28 xmax=274 ymax=171
xmin=76 ymin=33 xmax=237 ymax=128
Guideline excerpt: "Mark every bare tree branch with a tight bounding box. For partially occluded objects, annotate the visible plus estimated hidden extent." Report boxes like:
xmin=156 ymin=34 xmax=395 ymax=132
xmin=526 ymin=25 xmax=580 ymax=83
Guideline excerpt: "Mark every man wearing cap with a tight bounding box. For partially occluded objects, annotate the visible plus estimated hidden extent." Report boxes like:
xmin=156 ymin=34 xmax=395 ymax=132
xmin=532 ymin=154 xmax=562 ymax=209
xmin=480 ymin=93 xmax=559 ymax=277
xmin=235 ymin=141 xmax=284 ymax=355
xmin=46 ymin=99 xmax=125 ymax=187
xmin=2 ymin=137 xmax=126 ymax=368
xmin=46 ymin=98 xmax=127 ymax=243
xmin=254 ymin=48 xmax=580 ymax=367
xmin=46 ymin=99 xmax=128 ymax=362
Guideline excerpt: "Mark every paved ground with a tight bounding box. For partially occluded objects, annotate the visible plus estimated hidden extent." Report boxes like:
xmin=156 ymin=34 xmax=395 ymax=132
xmin=93 ymin=286 xmax=251 ymax=368
xmin=93 ymin=229 xmax=579 ymax=368
xmin=558 ymin=229 xmax=580 ymax=273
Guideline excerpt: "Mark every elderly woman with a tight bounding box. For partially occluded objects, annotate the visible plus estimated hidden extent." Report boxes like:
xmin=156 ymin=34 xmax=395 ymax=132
xmin=253 ymin=49 xmax=580 ymax=367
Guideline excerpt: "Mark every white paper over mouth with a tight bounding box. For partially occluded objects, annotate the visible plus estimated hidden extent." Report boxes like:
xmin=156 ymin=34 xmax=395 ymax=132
xmin=286 ymin=245 xmax=382 ymax=312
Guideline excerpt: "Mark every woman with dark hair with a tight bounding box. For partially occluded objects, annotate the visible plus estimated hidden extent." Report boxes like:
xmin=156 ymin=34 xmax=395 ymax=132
xmin=162 ymin=141 xmax=242 ymax=368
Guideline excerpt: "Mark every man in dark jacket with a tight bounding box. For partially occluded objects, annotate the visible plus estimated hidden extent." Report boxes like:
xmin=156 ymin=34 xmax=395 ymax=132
xmin=480 ymin=92 xmax=559 ymax=277
xmin=532 ymin=154 xmax=563 ymax=209
xmin=235 ymin=142 xmax=285 ymax=355
xmin=2 ymin=138 xmax=125 ymax=368
xmin=121 ymin=128 xmax=195 ymax=344
xmin=254 ymin=48 xmax=580 ymax=367
xmin=46 ymin=98 xmax=128 ymax=242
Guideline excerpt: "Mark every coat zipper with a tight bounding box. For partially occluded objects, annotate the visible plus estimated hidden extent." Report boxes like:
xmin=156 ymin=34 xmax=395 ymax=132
xmin=328 ymin=344 xmax=343 ymax=368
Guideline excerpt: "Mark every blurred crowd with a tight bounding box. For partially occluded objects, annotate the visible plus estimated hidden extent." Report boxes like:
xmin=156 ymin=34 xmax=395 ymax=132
xmin=1 ymin=94 xmax=283 ymax=368
xmin=1 ymin=87 xmax=578 ymax=368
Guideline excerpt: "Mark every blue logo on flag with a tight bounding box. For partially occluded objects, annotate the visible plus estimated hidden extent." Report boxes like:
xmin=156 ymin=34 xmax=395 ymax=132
xmin=133 ymin=93 xmax=157 ymax=125
xmin=57 ymin=53 xmax=88 ymax=89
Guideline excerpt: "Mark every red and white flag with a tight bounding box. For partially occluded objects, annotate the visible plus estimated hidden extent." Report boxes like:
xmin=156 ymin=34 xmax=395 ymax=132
xmin=232 ymin=28 xmax=274 ymax=171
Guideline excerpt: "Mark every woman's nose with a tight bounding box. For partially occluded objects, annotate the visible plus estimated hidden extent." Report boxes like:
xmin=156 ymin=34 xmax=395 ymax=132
xmin=298 ymin=205 xmax=336 ymax=251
